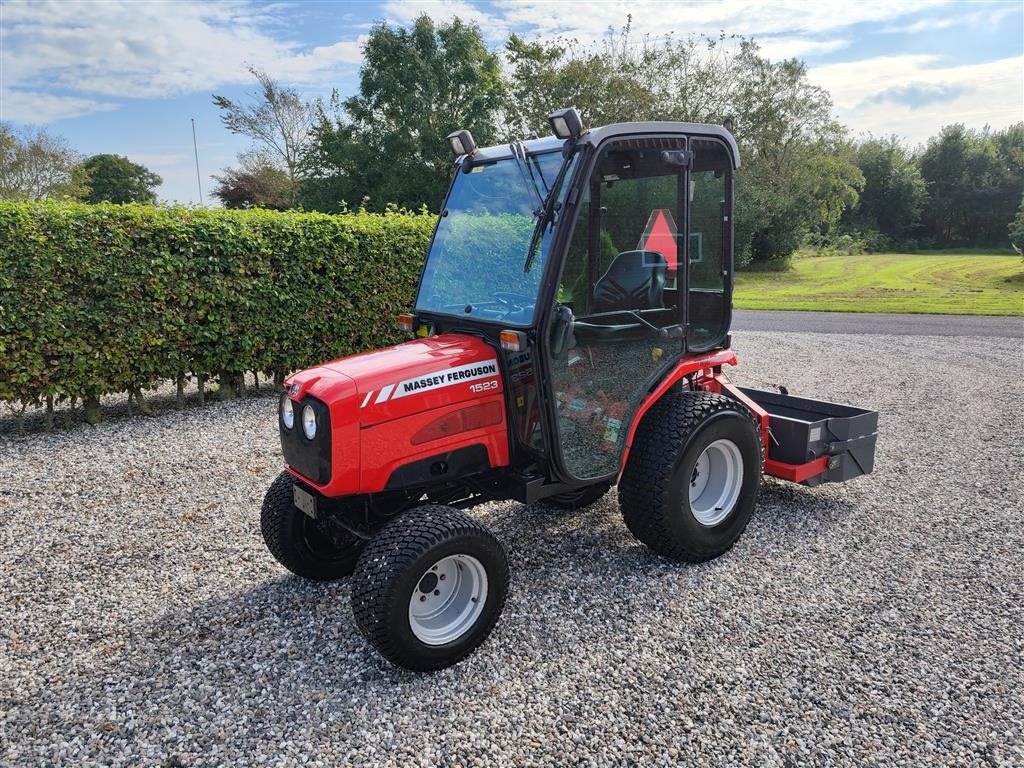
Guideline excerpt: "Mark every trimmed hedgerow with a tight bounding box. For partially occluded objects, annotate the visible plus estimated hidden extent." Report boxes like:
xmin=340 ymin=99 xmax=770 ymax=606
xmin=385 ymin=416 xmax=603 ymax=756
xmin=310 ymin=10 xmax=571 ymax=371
xmin=0 ymin=202 xmax=436 ymax=418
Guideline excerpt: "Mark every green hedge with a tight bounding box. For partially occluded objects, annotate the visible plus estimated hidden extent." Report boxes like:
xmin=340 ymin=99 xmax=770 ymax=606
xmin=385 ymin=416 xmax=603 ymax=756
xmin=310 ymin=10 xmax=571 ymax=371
xmin=0 ymin=202 xmax=436 ymax=413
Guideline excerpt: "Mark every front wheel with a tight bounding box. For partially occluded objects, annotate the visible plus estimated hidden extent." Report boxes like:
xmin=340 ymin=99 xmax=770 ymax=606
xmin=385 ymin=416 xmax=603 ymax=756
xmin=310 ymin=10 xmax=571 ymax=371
xmin=260 ymin=471 xmax=365 ymax=581
xmin=351 ymin=505 xmax=509 ymax=671
xmin=619 ymin=392 xmax=762 ymax=562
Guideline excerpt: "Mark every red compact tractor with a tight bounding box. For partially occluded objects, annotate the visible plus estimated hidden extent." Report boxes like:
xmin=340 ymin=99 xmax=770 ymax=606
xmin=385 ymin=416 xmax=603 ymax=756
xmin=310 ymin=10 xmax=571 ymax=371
xmin=261 ymin=110 xmax=878 ymax=671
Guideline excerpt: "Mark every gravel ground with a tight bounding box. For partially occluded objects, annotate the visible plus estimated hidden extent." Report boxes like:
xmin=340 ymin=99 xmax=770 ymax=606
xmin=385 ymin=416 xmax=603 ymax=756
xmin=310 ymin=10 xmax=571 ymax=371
xmin=2 ymin=331 xmax=1022 ymax=767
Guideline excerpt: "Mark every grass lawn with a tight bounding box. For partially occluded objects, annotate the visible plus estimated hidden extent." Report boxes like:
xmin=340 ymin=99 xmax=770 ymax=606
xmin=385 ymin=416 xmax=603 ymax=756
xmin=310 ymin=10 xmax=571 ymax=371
xmin=733 ymin=252 xmax=1024 ymax=316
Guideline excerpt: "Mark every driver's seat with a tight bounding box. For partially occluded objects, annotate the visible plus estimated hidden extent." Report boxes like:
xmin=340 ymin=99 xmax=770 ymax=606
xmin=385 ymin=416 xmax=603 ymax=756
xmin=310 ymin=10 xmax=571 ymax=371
xmin=592 ymin=250 xmax=667 ymax=313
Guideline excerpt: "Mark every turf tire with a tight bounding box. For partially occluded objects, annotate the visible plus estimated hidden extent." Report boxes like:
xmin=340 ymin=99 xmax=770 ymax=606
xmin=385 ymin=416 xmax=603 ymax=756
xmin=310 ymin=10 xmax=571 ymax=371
xmin=260 ymin=471 xmax=365 ymax=581
xmin=546 ymin=483 xmax=611 ymax=510
xmin=351 ymin=505 xmax=509 ymax=671
xmin=619 ymin=391 xmax=762 ymax=562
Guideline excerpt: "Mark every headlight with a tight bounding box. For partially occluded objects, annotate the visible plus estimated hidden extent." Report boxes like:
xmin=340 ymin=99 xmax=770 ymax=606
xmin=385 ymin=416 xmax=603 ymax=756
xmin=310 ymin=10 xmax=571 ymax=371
xmin=302 ymin=404 xmax=317 ymax=439
xmin=281 ymin=396 xmax=294 ymax=429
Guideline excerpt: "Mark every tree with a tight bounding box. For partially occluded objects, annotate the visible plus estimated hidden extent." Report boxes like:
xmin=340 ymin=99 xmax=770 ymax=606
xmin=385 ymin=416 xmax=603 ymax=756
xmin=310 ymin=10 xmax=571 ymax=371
xmin=302 ymin=15 xmax=504 ymax=212
xmin=0 ymin=123 xmax=89 ymax=200
xmin=844 ymin=136 xmax=927 ymax=241
xmin=212 ymin=154 xmax=295 ymax=209
xmin=213 ymin=66 xmax=314 ymax=182
xmin=79 ymin=154 xmax=162 ymax=204
xmin=504 ymin=23 xmax=740 ymax=139
xmin=916 ymin=123 xmax=1023 ymax=246
xmin=502 ymin=28 xmax=862 ymax=263
xmin=1009 ymin=195 xmax=1024 ymax=254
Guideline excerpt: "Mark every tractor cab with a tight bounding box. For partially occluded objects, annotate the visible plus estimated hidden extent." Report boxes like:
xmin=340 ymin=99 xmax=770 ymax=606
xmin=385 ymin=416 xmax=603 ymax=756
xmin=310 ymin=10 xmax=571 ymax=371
xmin=412 ymin=116 xmax=740 ymax=487
xmin=260 ymin=110 xmax=879 ymax=672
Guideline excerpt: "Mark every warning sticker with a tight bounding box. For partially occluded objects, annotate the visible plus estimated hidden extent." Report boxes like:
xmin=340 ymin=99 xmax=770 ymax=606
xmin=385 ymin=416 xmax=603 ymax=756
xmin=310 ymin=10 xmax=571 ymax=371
xmin=603 ymin=417 xmax=622 ymax=443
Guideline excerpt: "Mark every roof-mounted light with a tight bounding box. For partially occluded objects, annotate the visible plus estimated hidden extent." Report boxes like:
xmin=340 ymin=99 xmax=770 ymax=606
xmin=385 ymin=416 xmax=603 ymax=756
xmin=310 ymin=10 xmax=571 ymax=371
xmin=548 ymin=107 xmax=585 ymax=140
xmin=446 ymin=129 xmax=477 ymax=158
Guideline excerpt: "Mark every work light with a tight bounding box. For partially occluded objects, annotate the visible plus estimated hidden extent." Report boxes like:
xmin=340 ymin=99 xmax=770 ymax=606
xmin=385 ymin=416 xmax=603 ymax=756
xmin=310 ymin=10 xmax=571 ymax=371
xmin=281 ymin=395 xmax=294 ymax=429
xmin=548 ymin=107 xmax=584 ymax=140
xmin=446 ymin=129 xmax=476 ymax=158
xmin=302 ymin=405 xmax=317 ymax=439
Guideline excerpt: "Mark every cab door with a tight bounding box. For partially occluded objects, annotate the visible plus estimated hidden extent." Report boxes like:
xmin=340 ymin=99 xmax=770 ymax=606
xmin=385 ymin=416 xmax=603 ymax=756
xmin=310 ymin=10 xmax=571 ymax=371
xmin=547 ymin=137 xmax=689 ymax=480
xmin=687 ymin=138 xmax=733 ymax=351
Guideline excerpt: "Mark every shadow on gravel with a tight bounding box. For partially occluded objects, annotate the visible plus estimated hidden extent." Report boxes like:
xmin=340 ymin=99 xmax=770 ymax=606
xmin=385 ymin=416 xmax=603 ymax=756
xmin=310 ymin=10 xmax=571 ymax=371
xmin=24 ymin=478 xmax=859 ymax=753
xmin=504 ymin=479 xmax=852 ymax=564
xmin=0 ymin=379 xmax=278 ymax=436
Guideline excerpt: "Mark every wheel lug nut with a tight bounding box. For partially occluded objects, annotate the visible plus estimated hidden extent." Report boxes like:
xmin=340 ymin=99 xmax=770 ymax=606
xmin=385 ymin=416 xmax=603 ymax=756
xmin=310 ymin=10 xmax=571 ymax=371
xmin=420 ymin=595 xmax=426 ymax=601
xmin=439 ymin=574 xmax=446 ymax=580
xmin=434 ymin=590 xmax=440 ymax=596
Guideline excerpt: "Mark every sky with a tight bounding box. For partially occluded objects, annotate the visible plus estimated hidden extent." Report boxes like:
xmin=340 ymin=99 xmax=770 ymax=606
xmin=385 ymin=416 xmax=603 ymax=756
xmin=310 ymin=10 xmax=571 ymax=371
xmin=1 ymin=0 xmax=1021 ymax=204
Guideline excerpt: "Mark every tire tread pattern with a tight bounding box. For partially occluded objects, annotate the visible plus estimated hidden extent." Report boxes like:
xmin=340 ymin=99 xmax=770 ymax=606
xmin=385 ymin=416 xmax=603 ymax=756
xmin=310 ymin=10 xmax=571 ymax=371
xmin=619 ymin=391 xmax=762 ymax=562
xmin=351 ymin=505 xmax=509 ymax=671
xmin=260 ymin=471 xmax=361 ymax=581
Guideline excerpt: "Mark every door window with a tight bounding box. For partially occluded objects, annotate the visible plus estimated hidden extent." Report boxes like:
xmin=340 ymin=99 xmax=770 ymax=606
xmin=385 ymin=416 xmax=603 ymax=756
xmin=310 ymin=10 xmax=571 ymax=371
xmin=550 ymin=139 xmax=687 ymax=480
xmin=687 ymin=139 xmax=732 ymax=350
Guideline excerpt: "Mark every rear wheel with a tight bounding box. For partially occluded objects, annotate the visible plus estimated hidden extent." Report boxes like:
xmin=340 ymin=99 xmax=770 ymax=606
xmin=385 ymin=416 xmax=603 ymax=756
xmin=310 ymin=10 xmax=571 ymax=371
xmin=619 ymin=392 xmax=762 ymax=562
xmin=545 ymin=483 xmax=611 ymax=510
xmin=351 ymin=505 xmax=509 ymax=671
xmin=260 ymin=471 xmax=365 ymax=581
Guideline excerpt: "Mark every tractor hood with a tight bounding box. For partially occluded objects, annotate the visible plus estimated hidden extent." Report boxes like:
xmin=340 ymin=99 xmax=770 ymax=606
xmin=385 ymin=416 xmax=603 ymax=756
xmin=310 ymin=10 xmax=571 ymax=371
xmin=319 ymin=334 xmax=502 ymax=427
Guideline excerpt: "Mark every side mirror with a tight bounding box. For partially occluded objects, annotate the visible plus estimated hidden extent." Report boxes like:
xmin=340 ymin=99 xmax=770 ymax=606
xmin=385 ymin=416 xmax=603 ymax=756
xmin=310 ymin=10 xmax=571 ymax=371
xmin=551 ymin=305 xmax=576 ymax=359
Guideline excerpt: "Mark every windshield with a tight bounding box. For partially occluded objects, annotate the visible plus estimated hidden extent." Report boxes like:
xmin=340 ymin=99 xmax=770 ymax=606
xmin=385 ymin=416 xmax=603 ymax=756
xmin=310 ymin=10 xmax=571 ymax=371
xmin=415 ymin=150 xmax=577 ymax=326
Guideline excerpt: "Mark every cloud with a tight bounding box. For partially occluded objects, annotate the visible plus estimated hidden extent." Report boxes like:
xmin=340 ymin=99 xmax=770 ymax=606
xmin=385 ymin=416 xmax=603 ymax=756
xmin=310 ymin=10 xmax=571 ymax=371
xmin=0 ymin=88 xmax=119 ymax=123
xmin=3 ymin=0 xmax=1020 ymax=148
xmin=862 ymin=82 xmax=971 ymax=110
xmin=483 ymin=0 xmax=946 ymax=41
xmin=881 ymin=4 xmax=1018 ymax=34
xmin=754 ymin=36 xmax=851 ymax=61
xmin=0 ymin=0 xmax=366 ymax=119
xmin=381 ymin=0 xmax=513 ymax=42
xmin=382 ymin=0 xmax=935 ymax=59
xmin=810 ymin=54 xmax=1024 ymax=144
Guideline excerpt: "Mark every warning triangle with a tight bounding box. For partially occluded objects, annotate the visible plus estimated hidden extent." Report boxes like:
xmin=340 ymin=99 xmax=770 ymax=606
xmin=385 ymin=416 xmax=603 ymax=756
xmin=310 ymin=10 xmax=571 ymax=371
xmin=637 ymin=209 xmax=678 ymax=273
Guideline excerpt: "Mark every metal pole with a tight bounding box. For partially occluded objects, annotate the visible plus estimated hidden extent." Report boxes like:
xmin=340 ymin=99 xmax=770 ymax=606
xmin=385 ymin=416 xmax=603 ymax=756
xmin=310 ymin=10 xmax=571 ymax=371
xmin=191 ymin=118 xmax=204 ymax=205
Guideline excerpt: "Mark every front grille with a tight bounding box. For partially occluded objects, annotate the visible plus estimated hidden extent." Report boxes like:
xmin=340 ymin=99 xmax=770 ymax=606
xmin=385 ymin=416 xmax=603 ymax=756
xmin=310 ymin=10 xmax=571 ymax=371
xmin=279 ymin=395 xmax=332 ymax=485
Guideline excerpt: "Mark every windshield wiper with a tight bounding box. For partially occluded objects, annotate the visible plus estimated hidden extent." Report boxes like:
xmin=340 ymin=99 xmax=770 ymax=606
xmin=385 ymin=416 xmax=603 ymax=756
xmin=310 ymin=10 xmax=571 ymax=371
xmin=523 ymin=146 xmax=576 ymax=274
xmin=510 ymin=141 xmax=545 ymax=216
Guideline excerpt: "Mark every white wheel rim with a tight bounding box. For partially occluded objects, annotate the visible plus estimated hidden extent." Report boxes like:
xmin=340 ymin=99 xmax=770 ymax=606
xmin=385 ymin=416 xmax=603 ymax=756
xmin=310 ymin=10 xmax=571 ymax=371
xmin=408 ymin=554 xmax=488 ymax=646
xmin=688 ymin=438 xmax=744 ymax=526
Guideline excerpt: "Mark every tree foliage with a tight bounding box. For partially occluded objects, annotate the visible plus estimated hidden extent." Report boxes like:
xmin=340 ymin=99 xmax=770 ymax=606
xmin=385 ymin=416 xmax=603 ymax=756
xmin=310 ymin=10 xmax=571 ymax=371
xmin=301 ymin=15 xmax=505 ymax=213
xmin=503 ymin=26 xmax=862 ymax=263
xmin=212 ymin=154 xmax=295 ymax=209
xmin=79 ymin=153 xmax=162 ymax=204
xmin=0 ymin=123 xmax=89 ymax=201
xmin=213 ymin=16 xmax=1016 ymax=260
xmin=1009 ymin=196 xmax=1024 ymax=255
xmin=916 ymin=123 xmax=1023 ymax=247
xmin=213 ymin=66 xmax=314 ymax=181
xmin=842 ymin=136 xmax=927 ymax=242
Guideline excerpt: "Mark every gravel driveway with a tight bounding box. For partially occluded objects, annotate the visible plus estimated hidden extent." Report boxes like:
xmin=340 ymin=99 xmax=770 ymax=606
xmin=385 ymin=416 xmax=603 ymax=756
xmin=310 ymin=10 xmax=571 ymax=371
xmin=2 ymin=331 xmax=1022 ymax=767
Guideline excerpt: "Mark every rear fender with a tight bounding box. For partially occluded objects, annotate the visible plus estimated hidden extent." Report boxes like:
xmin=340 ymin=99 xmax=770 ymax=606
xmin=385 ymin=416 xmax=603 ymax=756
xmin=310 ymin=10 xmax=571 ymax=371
xmin=617 ymin=349 xmax=749 ymax=477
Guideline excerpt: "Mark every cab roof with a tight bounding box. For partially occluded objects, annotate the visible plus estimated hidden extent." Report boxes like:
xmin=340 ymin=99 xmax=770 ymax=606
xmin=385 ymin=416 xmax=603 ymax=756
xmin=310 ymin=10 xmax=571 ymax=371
xmin=472 ymin=121 xmax=740 ymax=169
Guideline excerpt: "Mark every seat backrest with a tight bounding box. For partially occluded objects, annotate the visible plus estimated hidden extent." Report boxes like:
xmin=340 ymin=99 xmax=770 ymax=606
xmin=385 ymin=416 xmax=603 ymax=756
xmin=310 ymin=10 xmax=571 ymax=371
xmin=592 ymin=250 xmax=667 ymax=313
